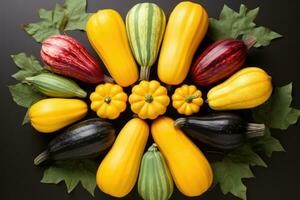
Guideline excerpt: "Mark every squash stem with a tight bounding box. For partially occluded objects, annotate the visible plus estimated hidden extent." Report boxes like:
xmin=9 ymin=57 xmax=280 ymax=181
xmin=76 ymin=89 xmax=87 ymax=98
xmin=185 ymin=94 xmax=201 ymax=103
xmin=140 ymin=67 xmax=151 ymax=81
xmin=246 ymin=123 xmax=266 ymax=138
xmin=174 ymin=118 xmax=186 ymax=128
xmin=144 ymin=94 xmax=153 ymax=103
xmin=34 ymin=150 xmax=49 ymax=166
xmin=148 ymin=143 xmax=158 ymax=152
xmin=103 ymin=75 xmax=114 ymax=83
xmin=244 ymin=37 xmax=257 ymax=49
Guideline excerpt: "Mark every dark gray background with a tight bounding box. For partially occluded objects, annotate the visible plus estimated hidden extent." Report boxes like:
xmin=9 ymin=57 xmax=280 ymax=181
xmin=1 ymin=0 xmax=299 ymax=199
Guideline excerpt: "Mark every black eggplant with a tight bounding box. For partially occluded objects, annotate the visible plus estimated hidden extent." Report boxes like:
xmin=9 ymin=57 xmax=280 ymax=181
xmin=174 ymin=113 xmax=265 ymax=150
xmin=34 ymin=118 xmax=116 ymax=165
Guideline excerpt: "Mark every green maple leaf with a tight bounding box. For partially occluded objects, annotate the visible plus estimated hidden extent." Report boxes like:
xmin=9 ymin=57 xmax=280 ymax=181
xmin=209 ymin=4 xmax=282 ymax=47
xmin=24 ymin=0 xmax=90 ymax=42
xmin=252 ymin=83 xmax=300 ymax=130
xmin=41 ymin=159 xmax=98 ymax=196
xmin=11 ymin=53 xmax=46 ymax=82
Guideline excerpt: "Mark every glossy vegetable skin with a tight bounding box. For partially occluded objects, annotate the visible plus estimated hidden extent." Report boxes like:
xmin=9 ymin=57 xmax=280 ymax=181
xmin=172 ymin=85 xmax=203 ymax=115
xmin=90 ymin=83 xmax=128 ymax=119
xmin=126 ymin=3 xmax=166 ymax=80
xmin=41 ymin=35 xmax=105 ymax=84
xmin=129 ymin=80 xmax=170 ymax=119
xmin=138 ymin=144 xmax=174 ymax=200
xmin=29 ymin=98 xmax=88 ymax=133
xmin=97 ymin=118 xmax=149 ymax=197
xmin=191 ymin=38 xmax=256 ymax=86
xmin=86 ymin=9 xmax=139 ymax=87
xmin=34 ymin=119 xmax=116 ymax=165
xmin=174 ymin=113 xmax=265 ymax=149
xmin=158 ymin=1 xmax=208 ymax=85
xmin=26 ymin=73 xmax=87 ymax=98
xmin=151 ymin=117 xmax=213 ymax=197
xmin=207 ymin=67 xmax=273 ymax=110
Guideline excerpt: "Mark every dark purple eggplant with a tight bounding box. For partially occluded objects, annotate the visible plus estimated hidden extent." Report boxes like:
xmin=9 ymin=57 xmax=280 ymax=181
xmin=34 ymin=118 xmax=116 ymax=165
xmin=174 ymin=113 xmax=265 ymax=150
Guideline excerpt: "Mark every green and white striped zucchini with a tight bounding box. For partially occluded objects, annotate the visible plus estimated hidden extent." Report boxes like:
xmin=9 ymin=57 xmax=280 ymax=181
xmin=138 ymin=143 xmax=173 ymax=200
xmin=25 ymin=73 xmax=87 ymax=98
xmin=126 ymin=3 xmax=166 ymax=80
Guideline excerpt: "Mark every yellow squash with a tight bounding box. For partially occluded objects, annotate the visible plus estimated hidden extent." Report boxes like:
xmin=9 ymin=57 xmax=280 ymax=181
xmin=97 ymin=118 xmax=149 ymax=197
xmin=172 ymin=84 xmax=203 ymax=115
xmin=207 ymin=67 xmax=273 ymax=110
xmin=151 ymin=117 xmax=213 ymax=197
xmin=128 ymin=80 xmax=170 ymax=119
xmin=90 ymin=83 xmax=127 ymax=119
xmin=86 ymin=9 xmax=138 ymax=87
xmin=29 ymin=98 xmax=87 ymax=133
xmin=157 ymin=1 xmax=208 ymax=85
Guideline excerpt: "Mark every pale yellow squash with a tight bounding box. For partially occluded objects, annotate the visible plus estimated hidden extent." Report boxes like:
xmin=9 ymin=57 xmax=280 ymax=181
xmin=86 ymin=9 xmax=138 ymax=87
xmin=151 ymin=116 xmax=213 ymax=197
xmin=97 ymin=118 xmax=149 ymax=197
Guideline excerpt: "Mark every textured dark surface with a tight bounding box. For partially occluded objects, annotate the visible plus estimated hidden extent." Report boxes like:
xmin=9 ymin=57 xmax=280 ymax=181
xmin=0 ymin=0 xmax=299 ymax=200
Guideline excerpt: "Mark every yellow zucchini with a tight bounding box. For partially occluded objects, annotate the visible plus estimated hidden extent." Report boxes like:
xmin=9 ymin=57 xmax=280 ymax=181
xmin=97 ymin=118 xmax=149 ymax=197
xmin=86 ymin=9 xmax=139 ymax=87
xmin=157 ymin=1 xmax=208 ymax=85
xmin=151 ymin=116 xmax=213 ymax=197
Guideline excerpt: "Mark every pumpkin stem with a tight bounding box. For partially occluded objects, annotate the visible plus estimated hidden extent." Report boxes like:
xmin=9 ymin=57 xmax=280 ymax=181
xmin=185 ymin=94 xmax=201 ymax=103
xmin=174 ymin=118 xmax=186 ymax=128
xmin=104 ymin=96 xmax=111 ymax=104
xmin=140 ymin=66 xmax=151 ymax=81
xmin=144 ymin=94 xmax=153 ymax=103
xmin=244 ymin=37 xmax=257 ymax=49
xmin=148 ymin=143 xmax=158 ymax=152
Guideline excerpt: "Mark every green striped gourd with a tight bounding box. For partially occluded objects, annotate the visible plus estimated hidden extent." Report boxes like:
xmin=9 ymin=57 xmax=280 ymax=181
xmin=25 ymin=73 xmax=87 ymax=98
xmin=138 ymin=143 xmax=173 ymax=200
xmin=126 ymin=3 xmax=166 ymax=80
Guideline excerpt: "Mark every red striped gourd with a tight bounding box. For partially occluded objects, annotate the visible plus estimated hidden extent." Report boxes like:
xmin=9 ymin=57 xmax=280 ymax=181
xmin=157 ymin=1 xmax=208 ymax=85
xmin=138 ymin=143 xmax=174 ymax=200
xmin=126 ymin=3 xmax=166 ymax=80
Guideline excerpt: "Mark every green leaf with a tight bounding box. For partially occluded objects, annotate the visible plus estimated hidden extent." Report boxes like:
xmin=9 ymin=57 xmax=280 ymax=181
xmin=213 ymin=159 xmax=254 ymax=200
xmin=8 ymin=83 xmax=45 ymax=108
xmin=252 ymin=83 xmax=300 ymax=129
xmin=250 ymin=128 xmax=285 ymax=157
xmin=23 ymin=0 xmax=91 ymax=42
xmin=22 ymin=110 xmax=30 ymax=125
xmin=24 ymin=4 xmax=66 ymax=42
xmin=209 ymin=4 xmax=282 ymax=47
xmin=41 ymin=159 xmax=98 ymax=196
xmin=64 ymin=0 xmax=92 ymax=31
xmin=11 ymin=53 xmax=45 ymax=81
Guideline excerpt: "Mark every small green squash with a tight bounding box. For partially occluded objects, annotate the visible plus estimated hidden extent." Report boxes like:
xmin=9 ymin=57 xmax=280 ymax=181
xmin=25 ymin=73 xmax=87 ymax=98
xmin=138 ymin=143 xmax=173 ymax=200
xmin=126 ymin=3 xmax=166 ymax=80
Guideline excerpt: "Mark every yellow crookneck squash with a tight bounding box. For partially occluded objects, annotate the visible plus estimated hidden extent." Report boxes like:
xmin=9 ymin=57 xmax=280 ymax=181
xmin=128 ymin=80 xmax=170 ymax=119
xmin=151 ymin=116 xmax=213 ymax=197
xmin=28 ymin=98 xmax=88 ymax=133
xmin=172 ymin=84 xmax=203 ymax=115
xmin=90 ymin=83 xmax=128 ymax=120
xmin=97 ymin=118 xmax=149 ymax=197
xmin=207 ymin=67 xmax=273 ymax=110
xmin=86 ymin=9 xmax=138 ymax=87
xmin=157 ymin=1 xmax=208 ymax=85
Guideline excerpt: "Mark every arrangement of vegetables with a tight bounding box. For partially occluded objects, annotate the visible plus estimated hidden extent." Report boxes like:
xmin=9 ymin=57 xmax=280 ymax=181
xmin=7 ymin=0 xmax=300 ymax=200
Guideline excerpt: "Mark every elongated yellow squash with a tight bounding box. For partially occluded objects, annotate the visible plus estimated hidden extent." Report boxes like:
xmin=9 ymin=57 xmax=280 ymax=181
xmin=29 ymin=98 xmax=87 ymax=133
xmin=207 ymin=67 xmax=273 ymax=110
xmin=97 ymin=118 xmax=149 ymax=197
xmin=157 ymin=1 xmax=208 ymax=85
xmin=151 ymin=117 xmax=213 ymax=197
xmin=86 ymin=9 xmax=138 ymax=87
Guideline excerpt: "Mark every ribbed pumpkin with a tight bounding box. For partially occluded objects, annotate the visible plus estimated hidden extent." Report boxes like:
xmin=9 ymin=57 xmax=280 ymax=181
xmin=207 ymin=67 xmax=273 ymax=110
xmin=138 ymin=143 xmax=174 ymax=200
xmin=126 ymin=3 xmax=166 ymax=80
xmin=26 ymin=73 xmax=87 ymax=98
xmin=86 ymin=9 xmax=139 ymax=87
xmin=97 ymin=118 xmax=149 ymax=197
xmin=28 ymin=98 xmax=88 ymax=133
xmin=157 ymin=1 xmax=208 ymax=85
xmin=151 ymin=117 xmax=213 ymax=197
